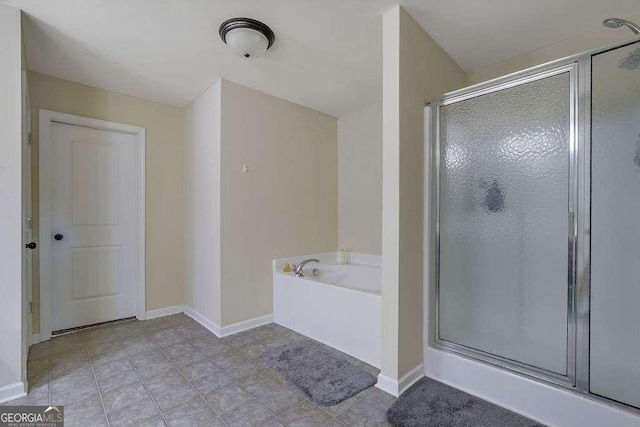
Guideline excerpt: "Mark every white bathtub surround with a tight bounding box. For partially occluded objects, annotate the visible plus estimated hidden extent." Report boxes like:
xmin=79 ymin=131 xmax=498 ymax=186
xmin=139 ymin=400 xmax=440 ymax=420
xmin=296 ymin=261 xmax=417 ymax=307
xmin=376 ymin=363 xmax=425 ymax=397
xmin=273 ymin=252 xmax=382 ymax=368
xmin=274 ymin=252 xmax=381 ymax=271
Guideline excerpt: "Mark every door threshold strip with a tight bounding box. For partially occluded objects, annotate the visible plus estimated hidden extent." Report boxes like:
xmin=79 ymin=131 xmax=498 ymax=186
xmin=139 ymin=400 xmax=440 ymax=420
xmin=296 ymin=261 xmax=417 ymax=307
xmin=52 ymin=316 xmax=137 ymax=336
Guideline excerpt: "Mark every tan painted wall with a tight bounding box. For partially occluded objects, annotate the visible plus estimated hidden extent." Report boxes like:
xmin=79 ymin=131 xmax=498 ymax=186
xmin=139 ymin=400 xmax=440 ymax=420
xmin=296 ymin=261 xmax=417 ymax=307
xmin=338 ymin=102 xmax=382 ymax=255
xmin=28 ymin=72 xmax=185 ymax=332
xmin=219 ymin=79 xmax=338 ymax=326
xmin=381 ymin=6 xmax=466 ymax=380
xmin=469 ymin=14 xmax=640 ymax=85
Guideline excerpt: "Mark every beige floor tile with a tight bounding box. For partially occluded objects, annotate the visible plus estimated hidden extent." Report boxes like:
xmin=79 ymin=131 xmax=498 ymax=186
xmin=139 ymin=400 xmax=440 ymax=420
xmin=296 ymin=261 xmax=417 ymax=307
xmin=338 ymin=400 xmax=391 ymax=427
xmin=163 ymin=397 xmax=219 ymax=426
xmin=21 ymin=317 xmax=391 ymax=427
xmin=278 ymin=400 xmax=333 ymax=426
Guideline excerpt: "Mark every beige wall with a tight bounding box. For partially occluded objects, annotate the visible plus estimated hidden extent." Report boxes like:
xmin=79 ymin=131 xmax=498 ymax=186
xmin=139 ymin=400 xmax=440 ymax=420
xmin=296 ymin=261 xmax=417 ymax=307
xmin=28 ymin=72 xmax=185 ymax=332
xmin=0 ymin=2 xmax=24 ymax=391
xmin=219 ymin=79 xmax=338 ymax=325
xmin=381 ymin=5 xmax=466 ymax=383
xmin=184 ymin=80 xmax=222 ymax=326
xmin=28 ymin=72 xmax=336 ymax=333
xmin=338 ymin=102 xmax=382 ymax=255
xmin=469 ymin=14 xmax=640 ymax=85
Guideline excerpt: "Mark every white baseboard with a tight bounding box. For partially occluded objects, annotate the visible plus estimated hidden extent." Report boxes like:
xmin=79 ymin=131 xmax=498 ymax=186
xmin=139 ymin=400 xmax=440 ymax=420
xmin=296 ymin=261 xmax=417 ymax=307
xmin=183 ymin=305 xmax=273 ymax=338
xmin=31 ymin=334 xmax=41 ymax=345
xmin=376 ymin=363 xmax=425 ymax=397
xmin=0 ymin=382 xmax=26 ymax=405
xmin=375 ymin=373 xmax=399 ymax=396
xmin=144 ymin=305 xmax=184 ymax=320
xmin=220 ymin=314 xmax=274 ymax=337
xmin=183 ymin=306 xmax=222 ymax=337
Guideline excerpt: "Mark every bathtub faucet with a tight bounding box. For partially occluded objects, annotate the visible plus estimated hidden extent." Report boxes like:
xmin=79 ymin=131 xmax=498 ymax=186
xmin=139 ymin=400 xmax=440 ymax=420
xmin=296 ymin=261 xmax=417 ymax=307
xmin=293 ymin=259 xmax=320 ymax=277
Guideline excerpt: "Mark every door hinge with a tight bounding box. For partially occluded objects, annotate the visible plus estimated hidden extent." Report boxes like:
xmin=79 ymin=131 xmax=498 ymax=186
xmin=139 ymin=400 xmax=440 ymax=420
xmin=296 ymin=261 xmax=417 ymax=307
xmin=28 ymin=302 xmax=33 ymax=314
xmin=26 ymin=217 xmax=33 ymax=229
xmin=27 ymin=133 xmax=32 ymax=145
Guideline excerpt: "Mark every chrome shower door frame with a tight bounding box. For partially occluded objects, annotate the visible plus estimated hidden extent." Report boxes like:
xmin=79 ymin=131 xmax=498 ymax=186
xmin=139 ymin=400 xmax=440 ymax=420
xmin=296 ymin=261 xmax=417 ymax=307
xmin=431 ymin=60 xmax=586 ymax=390
xmin=429 ymin=35 xmax=640 ymax=411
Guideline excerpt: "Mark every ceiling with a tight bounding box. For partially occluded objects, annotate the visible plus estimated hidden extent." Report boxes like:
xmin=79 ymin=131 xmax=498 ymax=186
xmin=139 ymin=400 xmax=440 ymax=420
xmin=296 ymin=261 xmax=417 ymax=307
xmin=5 ymin=0 xmax=640 ymax=117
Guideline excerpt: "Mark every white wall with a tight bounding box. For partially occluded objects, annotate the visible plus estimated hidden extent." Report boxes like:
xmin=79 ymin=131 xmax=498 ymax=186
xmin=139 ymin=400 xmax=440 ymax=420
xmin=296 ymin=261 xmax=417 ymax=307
xmin=184 ymin=80 xmax=221 ymax=325
xmin=338 ymin=102 xmax=382 ymax=255
xmin=184 ymin=80 xmax=222 ymax=326
xmin=0 ymin=2 xmax=24 ymax=399
xmin=20 ymin=16 xmax=30 ymax=390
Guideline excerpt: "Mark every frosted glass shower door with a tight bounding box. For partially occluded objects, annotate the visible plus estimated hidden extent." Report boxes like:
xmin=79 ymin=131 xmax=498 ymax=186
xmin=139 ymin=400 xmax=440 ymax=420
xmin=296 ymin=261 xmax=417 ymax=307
xmin=591 ymin=41 xmax=640 ymax=409
xmin=437 ymin=69 xmax=573 ymax=377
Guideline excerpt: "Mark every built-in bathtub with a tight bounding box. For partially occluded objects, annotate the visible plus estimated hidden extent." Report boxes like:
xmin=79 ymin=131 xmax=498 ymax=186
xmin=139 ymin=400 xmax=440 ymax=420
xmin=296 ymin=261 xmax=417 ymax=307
xmin=273 ymin=252 xmax=381 ymax=368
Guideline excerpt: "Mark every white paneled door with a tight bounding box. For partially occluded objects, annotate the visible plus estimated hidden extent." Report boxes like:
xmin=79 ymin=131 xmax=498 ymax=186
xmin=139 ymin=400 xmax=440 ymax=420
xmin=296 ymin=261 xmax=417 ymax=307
xmin=50 ymin=122 xmax=138 ymax=331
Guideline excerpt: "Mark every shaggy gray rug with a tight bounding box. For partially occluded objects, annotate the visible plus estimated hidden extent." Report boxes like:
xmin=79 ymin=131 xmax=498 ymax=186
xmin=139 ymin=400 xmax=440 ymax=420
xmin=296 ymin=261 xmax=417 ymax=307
xmin=387 ymin=378 xmax=542 ymax=427
xmin=261 ymin=339 xmax=376 ymax=406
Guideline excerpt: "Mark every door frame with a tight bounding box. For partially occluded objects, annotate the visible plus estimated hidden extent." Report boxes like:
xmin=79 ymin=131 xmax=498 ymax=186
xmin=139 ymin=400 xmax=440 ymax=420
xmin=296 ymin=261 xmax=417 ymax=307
xmin=39 ymin=110 xmax=146 ymax=340
xmin=21 ymin=71 xmax=32 ymax=381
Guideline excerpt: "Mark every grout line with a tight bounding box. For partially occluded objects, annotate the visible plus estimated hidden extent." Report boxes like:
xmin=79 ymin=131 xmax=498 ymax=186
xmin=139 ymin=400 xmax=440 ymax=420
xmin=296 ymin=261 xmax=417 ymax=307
xmin=143 ymin=321 xmax=231 ymax=426
xmin=154 ymin=319 xmax=286 ymax=425
xmin=223 ymin=329 xmax=364 ymax=426
xmin=118 ymin=327 xmax=171 ymax=426
xmin=72 ymin=314 xmax=376 ymax=427
xmin=218 ymin=334 xmax=356 ymax=426
xmin=247 ymin=344 xmax=363 ymax=425
xmin=228 ymin=370 xmax=286 ymax=425
xmin=216 ymin=337 xmax=293 ymax=424
xmin=81 ymin=331 xmax=111 ymax=427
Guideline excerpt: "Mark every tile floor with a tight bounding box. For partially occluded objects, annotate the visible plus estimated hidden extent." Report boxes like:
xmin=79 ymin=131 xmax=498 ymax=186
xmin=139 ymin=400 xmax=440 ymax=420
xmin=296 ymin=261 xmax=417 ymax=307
xmin=4 ymin=314 xmax=396 ymax=426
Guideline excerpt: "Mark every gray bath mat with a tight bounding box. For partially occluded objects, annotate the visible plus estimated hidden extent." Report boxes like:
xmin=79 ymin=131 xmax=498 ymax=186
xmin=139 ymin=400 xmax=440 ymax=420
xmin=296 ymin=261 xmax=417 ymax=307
xmin=261 ymin=339 xmax=376 ymax=406
xmin=387 ymin=378 xmax=542 ymax=426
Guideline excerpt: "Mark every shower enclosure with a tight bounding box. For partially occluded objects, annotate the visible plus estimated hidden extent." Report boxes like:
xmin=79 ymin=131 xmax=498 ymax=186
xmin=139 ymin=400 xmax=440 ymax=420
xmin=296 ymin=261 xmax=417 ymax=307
xmin=430 ymin=37 xmax=640 ymax=411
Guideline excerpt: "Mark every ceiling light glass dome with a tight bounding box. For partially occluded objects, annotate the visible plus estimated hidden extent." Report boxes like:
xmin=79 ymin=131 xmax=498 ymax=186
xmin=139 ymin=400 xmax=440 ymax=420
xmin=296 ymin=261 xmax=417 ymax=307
xmin=219 ymin=18 xmax=275 ymax=59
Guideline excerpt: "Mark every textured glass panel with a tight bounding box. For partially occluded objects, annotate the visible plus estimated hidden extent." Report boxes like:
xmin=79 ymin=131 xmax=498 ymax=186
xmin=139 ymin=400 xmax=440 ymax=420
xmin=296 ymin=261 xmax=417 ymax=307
xmin=439 ymin=72 xmax=570 ymax=375
xmin=591 ymin=41 xmax=640 ymax=408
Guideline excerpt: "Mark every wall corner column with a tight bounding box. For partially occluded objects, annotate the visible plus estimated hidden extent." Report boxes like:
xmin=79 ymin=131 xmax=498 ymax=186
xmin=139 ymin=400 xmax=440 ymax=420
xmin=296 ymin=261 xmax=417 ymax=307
xmin=378 ymin=5 xmax=466 ymax=397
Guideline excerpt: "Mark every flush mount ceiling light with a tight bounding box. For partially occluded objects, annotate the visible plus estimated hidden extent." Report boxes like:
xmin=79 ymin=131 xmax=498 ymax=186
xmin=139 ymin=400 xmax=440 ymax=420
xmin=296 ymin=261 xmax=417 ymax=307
xmin=219 ymin=18 xmax=275 ymax=59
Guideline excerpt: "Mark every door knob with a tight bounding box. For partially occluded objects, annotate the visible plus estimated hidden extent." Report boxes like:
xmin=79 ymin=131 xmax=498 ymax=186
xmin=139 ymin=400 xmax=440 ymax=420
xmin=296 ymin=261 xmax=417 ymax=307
xmin=54 ymin=234 xmax=64 ymax=241
xmin=26 ymin=242 xmax=37 ymax=249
